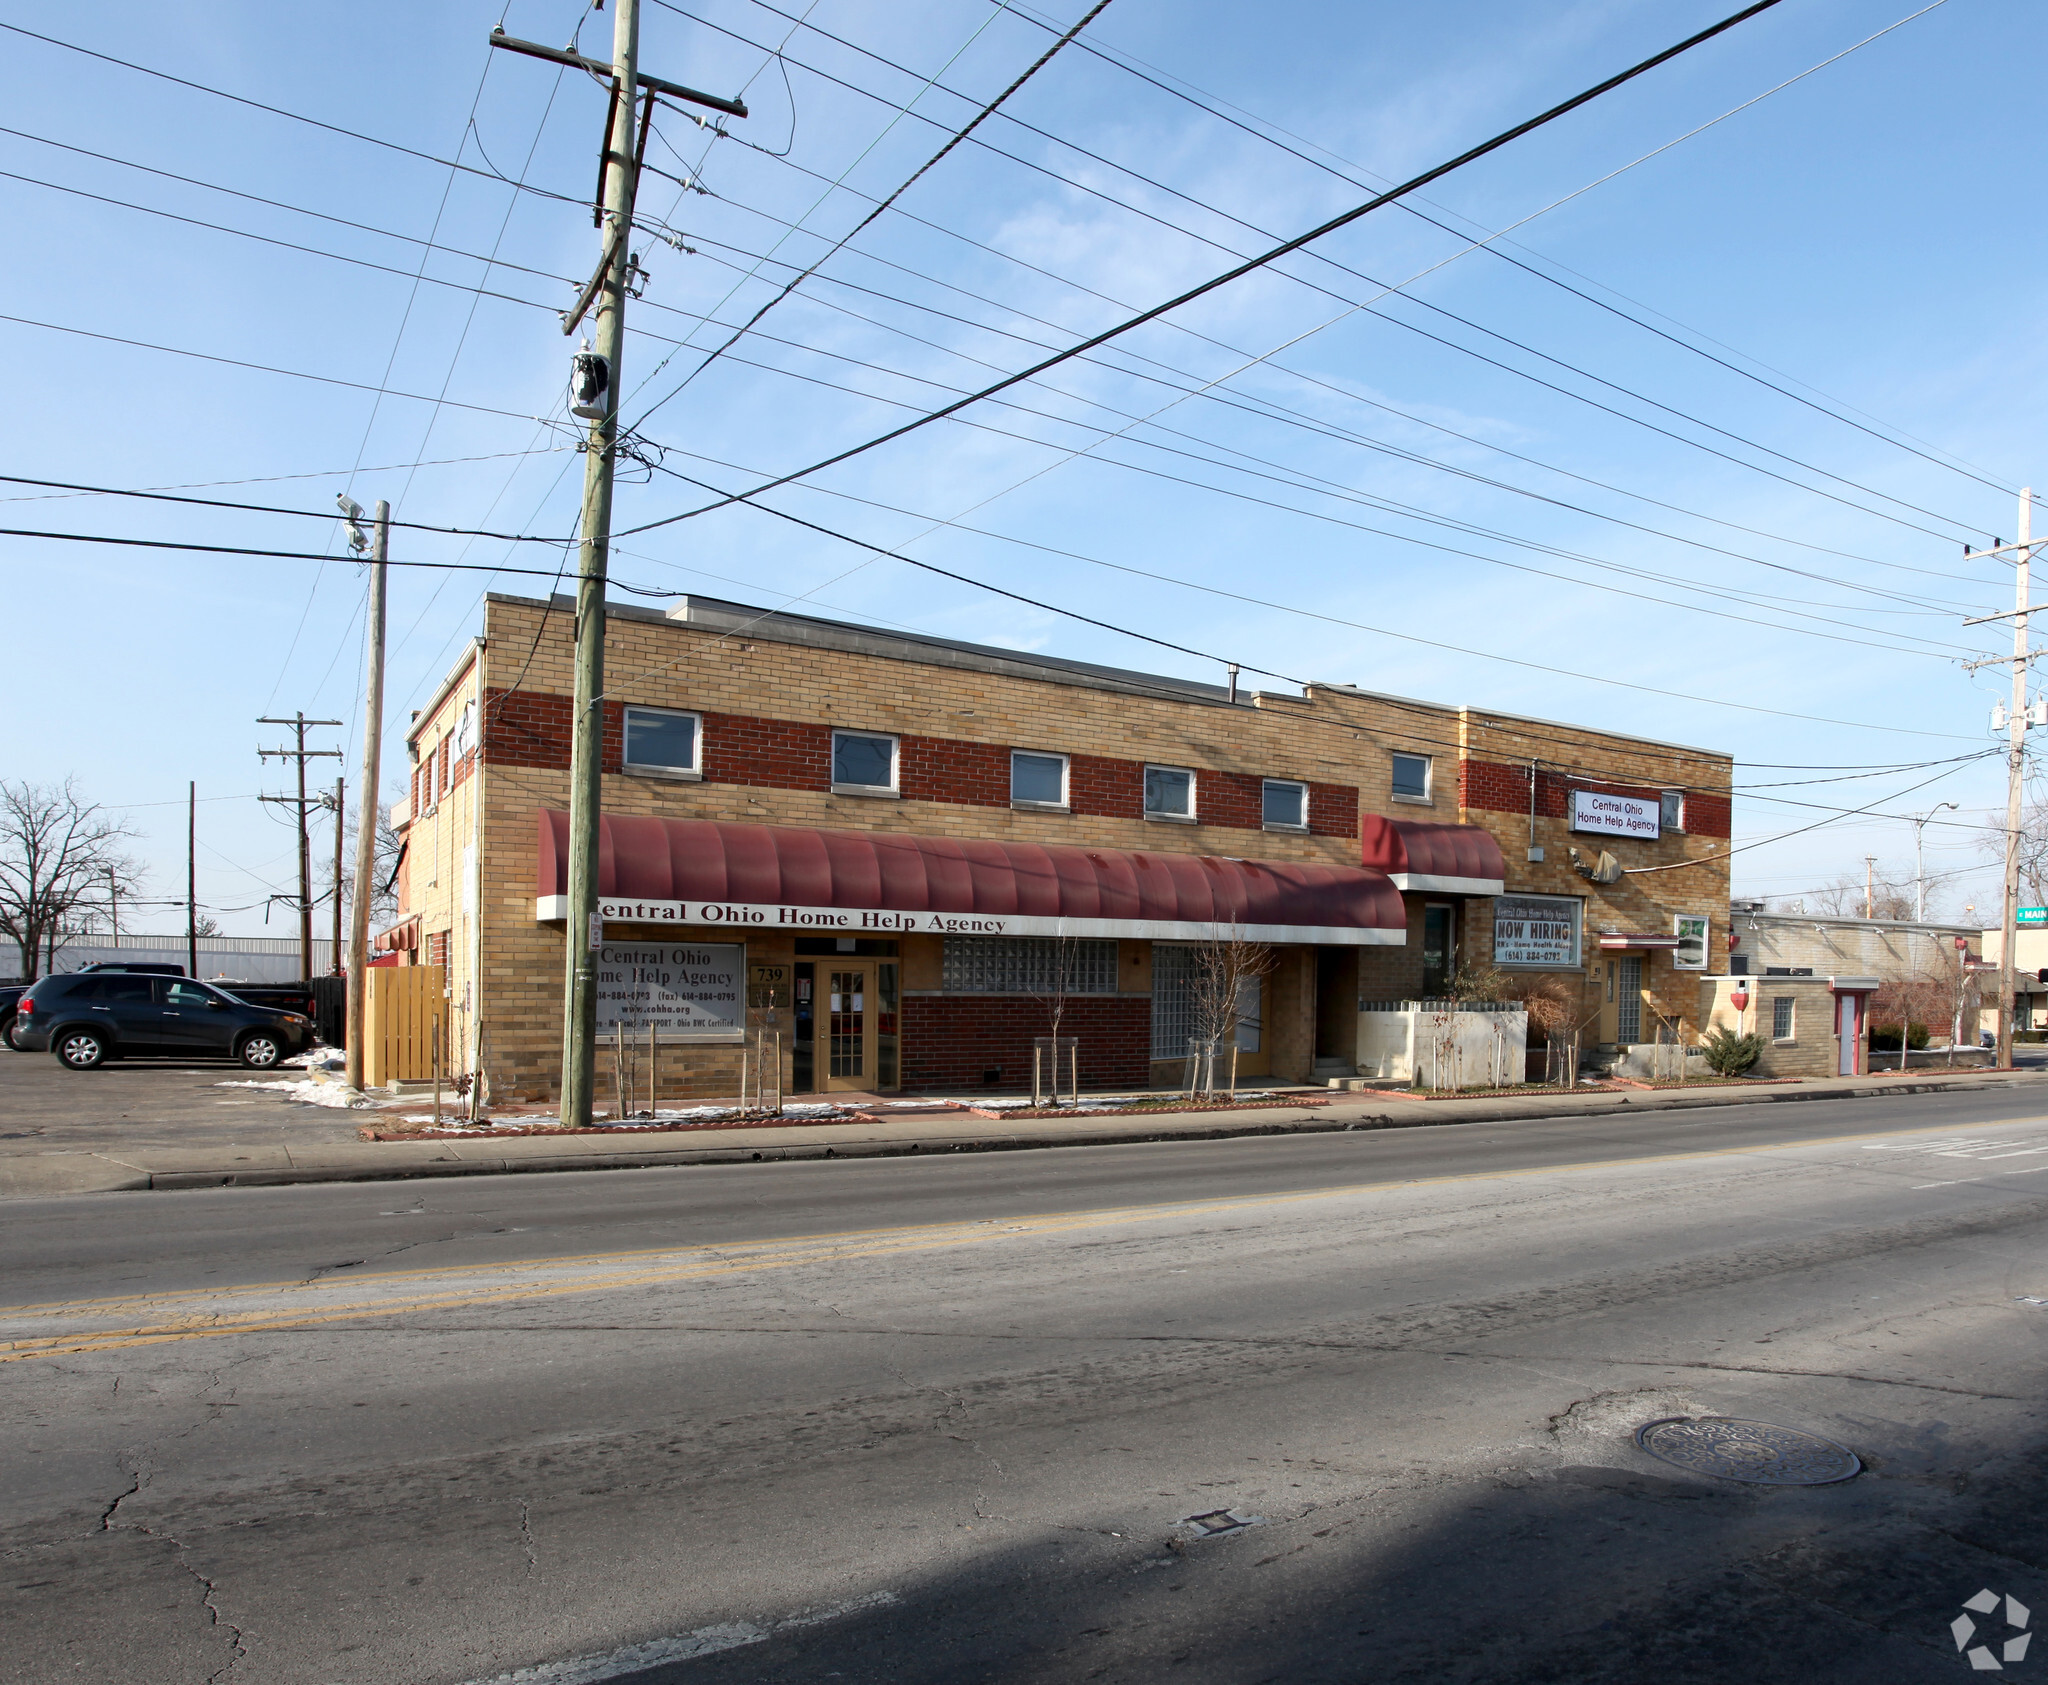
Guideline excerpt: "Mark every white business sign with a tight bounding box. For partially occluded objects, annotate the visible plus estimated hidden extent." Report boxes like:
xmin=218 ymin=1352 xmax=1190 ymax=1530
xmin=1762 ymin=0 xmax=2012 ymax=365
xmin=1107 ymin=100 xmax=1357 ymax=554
xmin=1571 ymin=789 xmax=1661 ymax=840
xmin=593 ymin=941 xmax=744 ymax=1041
xmin=536 ymin=895 xmax=1403 ymax=946
xmin=1493 ymin=894 xmax=1582 ymax=968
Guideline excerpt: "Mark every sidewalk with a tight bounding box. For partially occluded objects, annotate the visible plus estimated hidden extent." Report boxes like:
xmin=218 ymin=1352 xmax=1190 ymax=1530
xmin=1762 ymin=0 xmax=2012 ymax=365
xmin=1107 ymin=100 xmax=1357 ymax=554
xmin=3 ymin=1065 xmax=2042 ymax=1199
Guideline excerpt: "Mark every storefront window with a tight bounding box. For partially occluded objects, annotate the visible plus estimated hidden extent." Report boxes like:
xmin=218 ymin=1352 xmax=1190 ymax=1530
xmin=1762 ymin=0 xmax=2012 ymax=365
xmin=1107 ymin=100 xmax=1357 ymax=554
xmin=1422 ymin=905 xmax=1454 ymax=994
xmin=876 ymin=963 xmax=899 ymax=1090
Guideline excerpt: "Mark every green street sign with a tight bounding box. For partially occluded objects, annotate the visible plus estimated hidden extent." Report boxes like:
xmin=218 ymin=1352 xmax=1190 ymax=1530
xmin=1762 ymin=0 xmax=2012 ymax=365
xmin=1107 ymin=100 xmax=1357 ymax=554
xmin=2019 ymin=908 xmax=2048 ymax=926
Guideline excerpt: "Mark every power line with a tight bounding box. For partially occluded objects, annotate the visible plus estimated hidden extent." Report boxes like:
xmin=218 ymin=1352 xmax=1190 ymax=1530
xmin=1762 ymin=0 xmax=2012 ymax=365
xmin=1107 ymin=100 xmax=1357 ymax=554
xmin=615 ymin=3 xmax=1825 ymax=537
xmin=0 ymin=21 xmax=586 ymax=208
xmin=981 ymin=0 xmax=2001 ymax=502
xmin=633 ymin=0 xmax=1110 ymax=413
xmin=633 ymin=453 xmax=1981 ymax=743
xmin=676 ymin=0 xmax=1985 ymax=544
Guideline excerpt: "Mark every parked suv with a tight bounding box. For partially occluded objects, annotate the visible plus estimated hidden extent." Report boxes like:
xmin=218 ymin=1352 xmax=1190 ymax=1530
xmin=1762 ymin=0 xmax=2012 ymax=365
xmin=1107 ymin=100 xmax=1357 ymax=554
xmin=79 ymin=962 xmax=189 ymax=976
xmin=1 ymin=983 xmax=26 ymax=1050
xmin=12 ymin=974 xmax=313 ymax=1070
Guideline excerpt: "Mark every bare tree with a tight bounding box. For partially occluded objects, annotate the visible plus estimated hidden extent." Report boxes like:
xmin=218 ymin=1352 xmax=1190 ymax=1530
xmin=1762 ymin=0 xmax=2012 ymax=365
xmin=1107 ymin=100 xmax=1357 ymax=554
xmin=0 ymin=779 xmax=142 ymax=981
xmin=1777 ymin=870 xmax=1916 ymax=920
xmin=1186 ymin=932 xmax=1275 ymax=1094
xmin=312 ymin=785 xmax=405 ymax=930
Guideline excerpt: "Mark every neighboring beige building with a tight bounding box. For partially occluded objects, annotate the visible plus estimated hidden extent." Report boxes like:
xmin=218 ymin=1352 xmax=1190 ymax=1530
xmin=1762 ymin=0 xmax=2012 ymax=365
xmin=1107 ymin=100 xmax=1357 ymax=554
xmin=381 ymin=592 xmax=1734 ymax=1101
xmin=1975 ymin=924 xmax=2048 ymax=1032
xmin=1731 ymin=907 xmax=1982 ymax=994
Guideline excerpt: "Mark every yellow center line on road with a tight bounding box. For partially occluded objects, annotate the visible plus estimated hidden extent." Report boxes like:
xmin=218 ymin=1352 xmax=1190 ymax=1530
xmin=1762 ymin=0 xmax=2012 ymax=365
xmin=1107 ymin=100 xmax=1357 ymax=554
xmin=4 ymin=1110 xmax=2040 ymax=1365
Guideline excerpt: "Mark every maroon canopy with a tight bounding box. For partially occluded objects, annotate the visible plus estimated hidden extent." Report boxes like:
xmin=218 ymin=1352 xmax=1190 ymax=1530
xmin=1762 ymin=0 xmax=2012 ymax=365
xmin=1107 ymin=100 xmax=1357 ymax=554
xmin=536 ymin=811 xmax=1406 ymax=943
xmin=1358 ymin=815 xmax=1507 ymax=893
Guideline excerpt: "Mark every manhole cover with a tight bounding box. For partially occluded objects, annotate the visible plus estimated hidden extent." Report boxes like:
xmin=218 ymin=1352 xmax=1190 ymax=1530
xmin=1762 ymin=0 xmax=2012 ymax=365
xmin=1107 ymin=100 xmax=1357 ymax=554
xmin=1634 ymin=1417 xmax=1860 ymax=1486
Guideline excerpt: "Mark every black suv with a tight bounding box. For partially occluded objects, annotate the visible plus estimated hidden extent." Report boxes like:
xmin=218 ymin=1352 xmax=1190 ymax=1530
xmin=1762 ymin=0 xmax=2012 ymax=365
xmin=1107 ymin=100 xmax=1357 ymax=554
xmin=12 ymin=974 xmax=314 ymax=1070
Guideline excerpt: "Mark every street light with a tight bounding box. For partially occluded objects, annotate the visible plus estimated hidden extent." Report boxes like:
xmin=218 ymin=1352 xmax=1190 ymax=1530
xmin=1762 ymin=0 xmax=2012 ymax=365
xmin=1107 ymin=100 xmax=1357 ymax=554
xmin=1909 ymin=802 xmax=1960 ymax=923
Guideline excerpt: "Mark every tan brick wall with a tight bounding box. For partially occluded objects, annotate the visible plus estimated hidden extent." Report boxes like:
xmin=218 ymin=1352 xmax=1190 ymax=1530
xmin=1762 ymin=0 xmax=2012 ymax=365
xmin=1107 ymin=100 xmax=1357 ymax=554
xmin=385 ymin=598 xmax=1735 ymax=1098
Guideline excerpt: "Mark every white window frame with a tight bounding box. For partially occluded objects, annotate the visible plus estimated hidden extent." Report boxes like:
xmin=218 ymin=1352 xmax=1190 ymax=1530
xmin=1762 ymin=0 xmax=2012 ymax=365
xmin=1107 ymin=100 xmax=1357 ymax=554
xmin=1009 ymin=749 xmax=1069 ymax=811
xmin=1261 ymin=777 xmax=1309 ymax=832
xmin=831 ymin=729 xmax=900 ymax=797
xmin=621 ymin=705 xmax=703 ymax=780
xmin=1391 ymin=752 xmax=1433 ymax=804
xmin=1143 ymin=763 xmax=1197 ymax=823
xmin=1660 ymin=790 xmax=1686 ymax=833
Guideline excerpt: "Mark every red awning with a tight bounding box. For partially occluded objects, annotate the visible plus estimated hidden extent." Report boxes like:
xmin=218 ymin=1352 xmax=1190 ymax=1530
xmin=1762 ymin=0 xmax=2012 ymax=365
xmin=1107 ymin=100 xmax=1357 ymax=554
xmin=1595 ymin=932 xmax=1681 ymax=950
xmin=1358 ymin=815 xmax=1507 ymax=894
xmin=535 ymin=812 xmax=1407 ymax=945
xmin=373 ymin=914 xmax=420 ymax=952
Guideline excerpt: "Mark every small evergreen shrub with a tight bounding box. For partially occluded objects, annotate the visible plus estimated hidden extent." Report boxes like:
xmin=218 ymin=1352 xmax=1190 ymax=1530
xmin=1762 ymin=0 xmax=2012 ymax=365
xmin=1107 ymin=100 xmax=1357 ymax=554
xmin=1701 ymin=1026 xmax=1765 ymax=1077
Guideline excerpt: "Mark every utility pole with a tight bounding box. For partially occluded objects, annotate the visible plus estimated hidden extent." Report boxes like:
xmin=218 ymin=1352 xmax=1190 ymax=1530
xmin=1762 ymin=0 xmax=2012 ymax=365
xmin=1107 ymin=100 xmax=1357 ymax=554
xmin=1909 ymin=802 xmax=1959 ymax=923
xmin=345 ymin=499 xmax=388 ymax=1091
xmin=106 ymin=866 xmax=119 ymax=945
xmin=1960 ymin=488 xmax=2040 ymax=1072
xmin=490 ymin=8 xmax=745 ymax=1127
xmin=1864 ymin=855 xmax=1877 ymax=921
xmin=187 ymin=781 xmax=197 ymax=979
xmin=331 ymin=776 xmax=345 ymax=974
xmin=258 ymin=713 xmax=342 ymax=982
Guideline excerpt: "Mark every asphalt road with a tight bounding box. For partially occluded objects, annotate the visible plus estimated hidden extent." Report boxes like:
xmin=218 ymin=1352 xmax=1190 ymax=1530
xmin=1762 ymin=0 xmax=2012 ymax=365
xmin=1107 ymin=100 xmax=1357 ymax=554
xmin=6 ymin=1084 xmax=2048 ymax=1684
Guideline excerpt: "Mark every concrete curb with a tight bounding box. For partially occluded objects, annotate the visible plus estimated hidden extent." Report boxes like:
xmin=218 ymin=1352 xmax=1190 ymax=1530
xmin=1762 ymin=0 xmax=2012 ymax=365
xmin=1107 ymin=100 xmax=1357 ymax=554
xmin=109 ymin=1069 xmax=2045 ymax=1192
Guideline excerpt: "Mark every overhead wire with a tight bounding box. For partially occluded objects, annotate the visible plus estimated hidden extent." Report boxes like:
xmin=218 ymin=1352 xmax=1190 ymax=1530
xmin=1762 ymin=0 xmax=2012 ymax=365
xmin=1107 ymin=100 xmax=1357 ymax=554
xmin=673 ymin=0 xmax=1986 ymax=543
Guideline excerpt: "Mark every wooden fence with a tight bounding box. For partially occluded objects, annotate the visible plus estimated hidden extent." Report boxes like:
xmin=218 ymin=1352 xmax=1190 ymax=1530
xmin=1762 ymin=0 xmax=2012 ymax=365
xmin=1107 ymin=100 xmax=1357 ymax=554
xmin=364 ymin=965 xmax=445 ymax=1086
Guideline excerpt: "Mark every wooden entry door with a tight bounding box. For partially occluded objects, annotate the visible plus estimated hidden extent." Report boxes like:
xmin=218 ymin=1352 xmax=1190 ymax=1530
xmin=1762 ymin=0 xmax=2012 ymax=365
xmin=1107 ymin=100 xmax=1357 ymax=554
xmin=824 ymin=964 xmax=875 ymax=1091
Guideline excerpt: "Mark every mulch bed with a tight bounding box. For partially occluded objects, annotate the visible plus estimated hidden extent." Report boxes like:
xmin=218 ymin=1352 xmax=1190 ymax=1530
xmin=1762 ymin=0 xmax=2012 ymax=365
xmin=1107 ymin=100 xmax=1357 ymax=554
xmin=359 ymin=1109 xmax=873 ymax=1142
xmin=956 ymin=1095 xmax=1332 ymax=1121
xmin=1602 ymin=1076 xmax=1801 ymax=1091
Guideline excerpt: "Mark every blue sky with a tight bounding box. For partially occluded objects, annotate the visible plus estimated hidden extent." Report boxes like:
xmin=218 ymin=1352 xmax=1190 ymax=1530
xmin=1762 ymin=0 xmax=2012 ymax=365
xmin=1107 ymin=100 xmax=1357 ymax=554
xmin=3 ymin=0 xmax=2038 ymax=934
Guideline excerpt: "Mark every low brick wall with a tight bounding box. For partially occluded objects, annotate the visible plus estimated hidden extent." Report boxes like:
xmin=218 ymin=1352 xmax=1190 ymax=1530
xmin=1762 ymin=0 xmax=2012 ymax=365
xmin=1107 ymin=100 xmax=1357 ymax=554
xmin=902 ymin=995 xmax=1150 ymax=1092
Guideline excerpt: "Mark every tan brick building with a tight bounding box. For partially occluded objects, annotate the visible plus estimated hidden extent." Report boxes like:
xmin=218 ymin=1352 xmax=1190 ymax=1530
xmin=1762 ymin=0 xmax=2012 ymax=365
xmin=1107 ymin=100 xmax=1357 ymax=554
xmin=380 ymin=593 xmax=1734 ymax=1100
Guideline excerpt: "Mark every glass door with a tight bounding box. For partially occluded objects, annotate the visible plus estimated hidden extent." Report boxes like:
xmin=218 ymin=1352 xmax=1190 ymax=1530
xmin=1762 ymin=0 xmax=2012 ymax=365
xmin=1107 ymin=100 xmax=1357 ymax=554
xmin=824 ymin=965 xmax=874 ymax=1091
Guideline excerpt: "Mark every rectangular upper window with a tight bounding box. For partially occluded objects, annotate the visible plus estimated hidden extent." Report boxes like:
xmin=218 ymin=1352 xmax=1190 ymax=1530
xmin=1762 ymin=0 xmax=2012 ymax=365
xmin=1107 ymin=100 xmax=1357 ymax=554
xmin=1772 ymin=996 xmax=1795 ymax=1039
xmin=1011 ymin=750 xmax=1068 ymax=807
xmin=1660 ymin=790 xmax=1686 ymax=832
xmin=622 ymin=706 xmax=701 ymax=776
xmin=1262 ymin=778 xmax=1308 ymax=830
xmin=1391 ymin=753 xmax=1431 ymax=803
xmin=1144 ymin=765 xmax=1195 ymax=820
xmin=832 ymin=730 xmax=898 ymax=793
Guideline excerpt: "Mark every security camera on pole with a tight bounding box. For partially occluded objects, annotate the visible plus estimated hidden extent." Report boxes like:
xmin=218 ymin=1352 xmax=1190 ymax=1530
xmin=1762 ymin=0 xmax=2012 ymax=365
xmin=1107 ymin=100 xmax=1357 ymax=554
xmin=489 ymin=7 xmax=745 ymax=1126
xmin=1960 ymin=489 xmax=2046 ymax=1070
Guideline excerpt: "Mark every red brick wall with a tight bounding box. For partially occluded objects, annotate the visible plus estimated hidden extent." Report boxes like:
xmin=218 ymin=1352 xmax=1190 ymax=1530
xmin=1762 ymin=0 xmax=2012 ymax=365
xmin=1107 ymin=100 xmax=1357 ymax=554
xmin=901 ymin=995 xmax=1151 ymax=1091
xmin=480 ymin=688 xmax=1358 ymax=839
xmin=1460 ymin=759 xmax=1730 ymax=839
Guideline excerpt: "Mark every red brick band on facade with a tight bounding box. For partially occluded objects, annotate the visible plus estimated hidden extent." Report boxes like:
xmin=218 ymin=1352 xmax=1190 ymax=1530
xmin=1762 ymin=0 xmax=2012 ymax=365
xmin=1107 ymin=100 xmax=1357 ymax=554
xmin=482 ymin=688 xmax=1359 ymax=838
xmin=1459 ymin=758 xmax=1731 ymax=839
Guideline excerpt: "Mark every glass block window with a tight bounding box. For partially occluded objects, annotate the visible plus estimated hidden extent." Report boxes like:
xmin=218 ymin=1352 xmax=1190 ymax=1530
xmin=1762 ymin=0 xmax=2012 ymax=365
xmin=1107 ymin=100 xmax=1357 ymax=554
xmin=1151 ymin=943 xmax=1198 ymax=1057
xmin=942 ymin=937 xmax=1117 ymax=995
xmin=1262 ymin=779 xmax=1307 ymax=828
xmin=1772 ymin=996 xmax=1794 ymax=1039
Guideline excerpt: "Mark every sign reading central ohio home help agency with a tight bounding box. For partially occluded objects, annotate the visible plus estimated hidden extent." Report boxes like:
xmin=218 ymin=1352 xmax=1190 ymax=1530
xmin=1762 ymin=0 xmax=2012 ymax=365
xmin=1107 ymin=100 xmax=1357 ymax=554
xmin=593 ymin=943 xmax=744 ymax=1040
xmin=1570 ymin=789 xmax=1661 ymax=840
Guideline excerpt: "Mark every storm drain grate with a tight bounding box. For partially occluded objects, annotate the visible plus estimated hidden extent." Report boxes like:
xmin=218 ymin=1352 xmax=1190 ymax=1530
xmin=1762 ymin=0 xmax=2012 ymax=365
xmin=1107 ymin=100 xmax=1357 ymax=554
xmin=1634 ymin=1416 xmax=1861 ymax=1486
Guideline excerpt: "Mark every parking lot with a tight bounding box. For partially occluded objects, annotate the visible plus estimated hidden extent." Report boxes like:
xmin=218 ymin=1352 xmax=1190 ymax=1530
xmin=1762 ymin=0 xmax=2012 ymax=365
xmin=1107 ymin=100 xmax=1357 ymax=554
xmin=0 ymin=1040 xmax=363 ymax=1155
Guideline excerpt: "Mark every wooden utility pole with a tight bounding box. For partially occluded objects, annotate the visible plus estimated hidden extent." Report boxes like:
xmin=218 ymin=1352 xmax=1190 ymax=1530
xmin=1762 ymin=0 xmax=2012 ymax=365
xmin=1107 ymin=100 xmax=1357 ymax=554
xmin=1960 ymin=488 xmax=2040 ymax=1071
xmin=346 ymin=501 xmax=388 ymax=1090
xmin=331 ymin=776 xmax=345 ymax=973
xmin=258 ymin=712 xmax=342 ymax=981
xmin=490 ymin=7 xmax=745 ymax=1126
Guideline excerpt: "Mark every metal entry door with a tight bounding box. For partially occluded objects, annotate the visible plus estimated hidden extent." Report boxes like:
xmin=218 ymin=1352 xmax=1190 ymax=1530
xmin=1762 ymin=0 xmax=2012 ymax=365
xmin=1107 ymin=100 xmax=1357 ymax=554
xmin=1837 ymin=992 xmax=1858 ymax=1075
xmin=824 ymin=965 xmax=875 ymax=1091
xmin=1616 ymin=956 xmax=1643 ymax=1043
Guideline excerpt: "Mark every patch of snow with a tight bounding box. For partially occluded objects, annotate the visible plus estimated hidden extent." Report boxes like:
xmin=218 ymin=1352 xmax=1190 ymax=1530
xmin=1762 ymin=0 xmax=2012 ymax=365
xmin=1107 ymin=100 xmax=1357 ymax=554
xmin=215 ymin=1078 xmax=370 ymax=1109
